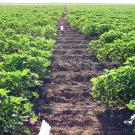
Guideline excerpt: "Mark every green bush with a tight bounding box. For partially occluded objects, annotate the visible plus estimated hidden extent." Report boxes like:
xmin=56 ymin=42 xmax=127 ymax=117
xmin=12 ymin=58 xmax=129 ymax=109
xmin=91 ymin=66 xmax=135 ymax=107
xmin=0 ymin=69 xmax=40 ymax=97
xmin=0 ymin=89 xmax=37 ymax=134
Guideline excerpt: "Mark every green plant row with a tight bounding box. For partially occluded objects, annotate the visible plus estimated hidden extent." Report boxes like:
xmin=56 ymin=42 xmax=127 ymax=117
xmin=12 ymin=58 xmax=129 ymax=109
xmin=67 ymin=6 xmax=135 ymax=63
xmin=0 ymin=6 xmax=63 ymax=134
xmin=67 ymin=5 xmax=135 ymax=130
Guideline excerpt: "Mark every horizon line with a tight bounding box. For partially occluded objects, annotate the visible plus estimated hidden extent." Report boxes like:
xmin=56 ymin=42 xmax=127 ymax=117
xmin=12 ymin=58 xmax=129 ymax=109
xmin=0 ymin=2 xmax=135 ymax=4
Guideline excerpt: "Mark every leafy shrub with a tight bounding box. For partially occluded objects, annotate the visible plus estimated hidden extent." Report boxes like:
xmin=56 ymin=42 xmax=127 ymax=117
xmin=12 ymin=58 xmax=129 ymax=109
xmin=1 ymin=53 xmax=51 ymax=76
xmin=0 ymin=89 xmax=37 ymax=134
xmin=0 ymin=5 xmax=63 ymax=134
xmin=91 ymin=66 xmax=135 ymax=107
xmin=0 ymin=69 xmax=40 ymax=97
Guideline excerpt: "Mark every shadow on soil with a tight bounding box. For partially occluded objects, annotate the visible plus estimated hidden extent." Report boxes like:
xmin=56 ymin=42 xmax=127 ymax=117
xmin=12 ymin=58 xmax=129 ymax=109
xmin=29 ymin=78 xmax=53 ymax=135
xmin=96 ymin=108 xmax=134 ymax=135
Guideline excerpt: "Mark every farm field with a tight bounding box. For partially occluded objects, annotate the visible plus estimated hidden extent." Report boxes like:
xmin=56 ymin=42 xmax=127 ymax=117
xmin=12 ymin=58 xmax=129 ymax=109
xmin=0 ymin=6 xmax=63 ymax=134
xmin=67 ymin=5 xmax=135 ymax=135
xmin=0 ymin=5 xmax=135 ymax=135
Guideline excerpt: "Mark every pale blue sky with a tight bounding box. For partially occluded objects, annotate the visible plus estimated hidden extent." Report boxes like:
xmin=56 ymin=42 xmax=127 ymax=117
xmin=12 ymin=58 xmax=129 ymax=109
xmin=0 ymin=0 xmax=135 ymax=3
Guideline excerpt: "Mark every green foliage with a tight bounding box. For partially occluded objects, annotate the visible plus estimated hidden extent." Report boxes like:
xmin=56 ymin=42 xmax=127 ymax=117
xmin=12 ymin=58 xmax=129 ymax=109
xmin=1 ymin=53 xmax=51 ymax=76
xmin=0 ymin=5 xmax=63 ymax=134
xmin=91 ymin=66 xmax=135 ymax=107
xmin=67 ymin=6 xmax=135 ymax=63
xmin=0 ymin=69 xmax=40 ymax=97
xmin=127 ymin=100 xmax=135 ymax=110
xmin=0 ymin=88 xmax=34 ymax=134
xmin=124 ymin=56 xmax=135 ymax=66
xmin=88 ymin=31 xmax=135 ymax=62
xmin=68 ymin=5 xmax=135 ymax=131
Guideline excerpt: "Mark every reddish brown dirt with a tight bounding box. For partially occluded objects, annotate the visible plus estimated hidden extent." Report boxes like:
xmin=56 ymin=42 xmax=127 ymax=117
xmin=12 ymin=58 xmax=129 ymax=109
xmin=30 ymin=17 xmax=133 ymax=135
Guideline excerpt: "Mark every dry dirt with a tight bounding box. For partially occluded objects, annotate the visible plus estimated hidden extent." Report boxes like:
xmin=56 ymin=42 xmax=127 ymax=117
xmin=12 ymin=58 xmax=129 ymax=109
xmin=30 ymin=17 xmax=133 ymax=135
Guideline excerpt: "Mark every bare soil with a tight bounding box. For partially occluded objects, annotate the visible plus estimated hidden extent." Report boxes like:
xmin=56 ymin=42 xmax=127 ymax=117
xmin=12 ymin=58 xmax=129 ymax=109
xmin=30 ymin=17 xmax=133 ymax=135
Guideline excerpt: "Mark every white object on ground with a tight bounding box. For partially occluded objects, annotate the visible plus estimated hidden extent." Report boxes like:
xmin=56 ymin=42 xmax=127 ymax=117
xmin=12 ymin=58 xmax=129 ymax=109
xmin=60 ymin=25 xmax=64 ymax=31
xmin=38 ymin=120 xmax=51 ymax=135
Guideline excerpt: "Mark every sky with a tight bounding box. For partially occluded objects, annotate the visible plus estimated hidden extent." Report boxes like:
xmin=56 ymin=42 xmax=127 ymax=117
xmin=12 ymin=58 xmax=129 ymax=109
xmin=0 ymin=0 xmax=135 ymax=3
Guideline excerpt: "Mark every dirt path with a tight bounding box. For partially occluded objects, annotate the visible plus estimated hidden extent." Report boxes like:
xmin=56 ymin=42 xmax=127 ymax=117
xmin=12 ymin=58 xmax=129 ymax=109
xmin=42 ymin=17 xmax=103 ymax=135
xmin=32 ymin=17 xmax=133 ymax=135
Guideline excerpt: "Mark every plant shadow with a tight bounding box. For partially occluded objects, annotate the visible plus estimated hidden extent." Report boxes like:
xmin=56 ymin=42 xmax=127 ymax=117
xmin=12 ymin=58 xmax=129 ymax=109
xmin=96 ymin=108 xmax=134 ymax=135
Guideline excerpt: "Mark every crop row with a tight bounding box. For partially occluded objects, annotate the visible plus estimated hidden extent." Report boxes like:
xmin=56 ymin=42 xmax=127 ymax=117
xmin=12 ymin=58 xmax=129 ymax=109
xmin=67 ymin=6 xmax=135 ymax=129
xmin=0 ymin=6 xmax=63 ymax=134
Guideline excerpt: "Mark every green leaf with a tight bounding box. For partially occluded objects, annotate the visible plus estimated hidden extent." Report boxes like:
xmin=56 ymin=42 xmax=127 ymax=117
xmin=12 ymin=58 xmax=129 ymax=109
xmin=0 ymin=89 xmax=10 ymax=96
xmin=23 ymin=102 xmax=33 ymax=112
xmin=127 ymin=100 xmax=135 ymax=110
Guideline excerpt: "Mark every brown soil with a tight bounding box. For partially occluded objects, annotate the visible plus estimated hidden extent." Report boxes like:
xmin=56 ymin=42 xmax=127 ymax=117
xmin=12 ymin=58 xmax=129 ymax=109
xmin=30 ymin=17 xmax=133 ymax=135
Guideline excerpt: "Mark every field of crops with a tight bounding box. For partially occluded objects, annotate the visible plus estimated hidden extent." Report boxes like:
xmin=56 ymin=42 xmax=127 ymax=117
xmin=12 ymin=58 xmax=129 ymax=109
xmin=67 ymin=5 xmax=135 ymax=130
xmin=0 ymin=6 xmax=63 ymax=134
xmin=1 ymin=5 xmax=135 ymax=135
